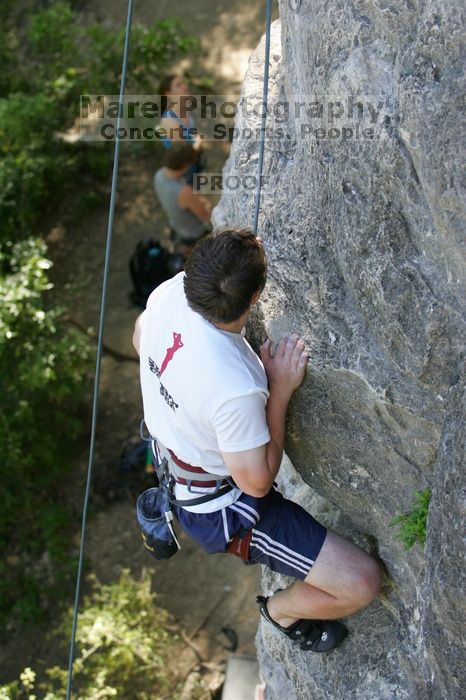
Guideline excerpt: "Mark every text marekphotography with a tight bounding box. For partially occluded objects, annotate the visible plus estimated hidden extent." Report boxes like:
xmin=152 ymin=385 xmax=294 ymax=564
xmin=79 ymin=94 xmax=393 ymax=142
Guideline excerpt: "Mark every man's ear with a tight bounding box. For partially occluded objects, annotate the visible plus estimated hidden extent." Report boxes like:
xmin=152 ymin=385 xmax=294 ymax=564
xmin=251 ymin=290 xmax=261 ymax=305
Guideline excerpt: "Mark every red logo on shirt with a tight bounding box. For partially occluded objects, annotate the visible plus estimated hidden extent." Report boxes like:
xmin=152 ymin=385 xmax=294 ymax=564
xmin=159 ymin=332 xmax=184 ymax=376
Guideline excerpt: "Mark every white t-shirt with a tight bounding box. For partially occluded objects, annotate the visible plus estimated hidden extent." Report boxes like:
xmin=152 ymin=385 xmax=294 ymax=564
xmin=139 ymin=272 xmax=270 ymax=512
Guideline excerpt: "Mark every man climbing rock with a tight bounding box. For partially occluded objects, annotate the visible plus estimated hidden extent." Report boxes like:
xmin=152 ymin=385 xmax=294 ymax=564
xmin=133 ymin=227 xmax=381 ymax=653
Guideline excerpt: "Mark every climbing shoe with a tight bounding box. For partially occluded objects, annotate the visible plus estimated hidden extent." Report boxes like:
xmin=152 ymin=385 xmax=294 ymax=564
xmin=256 ymin=595 xmax=348 ymax=653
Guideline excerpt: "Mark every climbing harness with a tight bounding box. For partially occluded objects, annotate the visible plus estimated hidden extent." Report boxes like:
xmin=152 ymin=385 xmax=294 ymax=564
xmin=67 ymin=0 xmax=273 ymax=695
xmin=136 ymin=428 xmax=234 ymax=562
xmin=141 ymin=421 xmax=235 ymax=507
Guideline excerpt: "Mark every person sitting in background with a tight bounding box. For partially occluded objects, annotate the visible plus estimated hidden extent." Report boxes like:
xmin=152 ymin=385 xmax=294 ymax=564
xmin=158 ymin=74 xmax=205 ymax=183
xmin=154 ymin=144 xmax=211 ymax=258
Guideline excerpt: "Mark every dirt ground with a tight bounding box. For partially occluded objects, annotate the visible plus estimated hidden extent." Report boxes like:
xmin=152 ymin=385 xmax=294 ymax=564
xmin=1 ymin=0 xmax=279 ymax=692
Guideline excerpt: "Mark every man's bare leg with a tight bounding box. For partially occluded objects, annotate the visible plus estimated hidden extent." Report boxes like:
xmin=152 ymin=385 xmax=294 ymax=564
xmin=266 ymin=531 xmax=382 ymax=628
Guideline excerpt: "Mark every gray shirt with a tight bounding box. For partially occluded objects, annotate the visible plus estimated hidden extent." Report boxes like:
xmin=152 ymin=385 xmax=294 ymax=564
xmin=154 ymin=168 xmax=207 ymax=243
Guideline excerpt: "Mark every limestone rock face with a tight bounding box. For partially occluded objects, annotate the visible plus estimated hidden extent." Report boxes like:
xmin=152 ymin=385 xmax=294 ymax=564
xmin=214 ymin=1 xmax=465 ymax=697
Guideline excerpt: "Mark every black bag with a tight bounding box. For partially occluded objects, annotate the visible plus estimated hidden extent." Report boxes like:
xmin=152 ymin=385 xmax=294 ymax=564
xmin=136 ymin=485 xmax=180 ymax=560
xmin=129 ymin=239 xmax=184 ymax=308
xmin=118 ymin=438 xmax=148 ymax=473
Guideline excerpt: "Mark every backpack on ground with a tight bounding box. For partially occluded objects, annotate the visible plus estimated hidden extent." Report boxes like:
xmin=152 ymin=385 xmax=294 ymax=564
xmin=129 ymin=239 xmax=183 ymax=308
xmin=118 ymin=438 xmax=149 ymax=473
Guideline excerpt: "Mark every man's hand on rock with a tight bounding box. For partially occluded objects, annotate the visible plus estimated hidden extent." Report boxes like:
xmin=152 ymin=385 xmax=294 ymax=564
xmin=260 ymin=334 xmax=308 ymax=400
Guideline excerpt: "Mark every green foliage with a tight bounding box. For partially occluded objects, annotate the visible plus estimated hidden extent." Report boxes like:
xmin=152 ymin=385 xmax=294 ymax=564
xmin=26 ymin=4 xmax=200 ymax=96
xmin=0 ymin=2 xmax=200 ymax=244
xmin=87 ymin=17 xmax=200 ymax=94
xmin=0 ymin=239 xmax=91 ymax=622
xmin=0 ymin=94 xmax=71 ymax=240
xmin=0 ymin=571 xmax=180 ymax=700
xmin=0 ymin=29 xmax=21 ymax=97
xmin=29 ymin=2 xmax=79 ymax=82
xmin=391 ymin=488 xmax=431 ymax=550
xmin=0 ymin=0 xmax=199 ymax=629
xmin=125 ymin=19 xmax=200 ymax=92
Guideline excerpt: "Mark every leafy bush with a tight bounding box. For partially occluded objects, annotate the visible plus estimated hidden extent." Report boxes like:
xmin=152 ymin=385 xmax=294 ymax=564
xmin=0 ymin=2 xmax=200 ymax=244
xmin=0 ymin=571 xmax=181 ymax=700
xmin=391 ymin=488 xmax=431 ymax=550
xmin=87 ymin=17 xmax=200 ymax=94
xmin=0 ymin=0 xmax=200 ymax=628
xmin=0 ymin=239 xmax=92 ymax=621
xmin=0 ymin=29 xmax=21 ymax=97
xmin=0 ymin=94 xmax=71 ymax=241
xmin=29 ymin=2 xmax=80 ymax=83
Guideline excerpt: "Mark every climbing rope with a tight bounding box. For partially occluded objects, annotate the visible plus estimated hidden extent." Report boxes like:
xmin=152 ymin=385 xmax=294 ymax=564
xmin=65 ymin=1 xmax=135 ymax=697
xmin=252 ymin=0 xmax=272 ymax=234
xmin=66 ymin=0 xmax=272 ymax=695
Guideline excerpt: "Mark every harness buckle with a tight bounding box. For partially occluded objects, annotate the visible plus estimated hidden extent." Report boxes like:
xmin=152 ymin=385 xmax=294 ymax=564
xmin=139 ymin=419 xmax=152 ymax=442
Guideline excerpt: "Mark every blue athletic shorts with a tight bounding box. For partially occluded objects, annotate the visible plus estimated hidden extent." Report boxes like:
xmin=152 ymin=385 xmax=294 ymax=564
xmin=174 ymin=488 xmax=327 ymax=580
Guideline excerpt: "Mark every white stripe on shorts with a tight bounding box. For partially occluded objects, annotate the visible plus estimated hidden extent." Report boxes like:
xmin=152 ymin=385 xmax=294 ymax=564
xmin=228 ymin=504 xmax=256 ymax=526
xmin=250 ymin=538 xmax=310 ymax=577
xmin=222 ymin=508 xmax=231 ymax=542
xmin=234 ymin=501 xmax=260 ymax=520
xmin=252 ymin=529 xmax=315 ymax=566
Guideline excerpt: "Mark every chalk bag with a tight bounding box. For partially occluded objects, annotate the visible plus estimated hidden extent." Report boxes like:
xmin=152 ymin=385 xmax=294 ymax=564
xmin=136 ymin=486 xmax=180 ymax=560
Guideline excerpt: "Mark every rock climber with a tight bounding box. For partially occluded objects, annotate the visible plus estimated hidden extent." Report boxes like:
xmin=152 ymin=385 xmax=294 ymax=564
xmin=133 ymin=226 xmax=382 ymax=652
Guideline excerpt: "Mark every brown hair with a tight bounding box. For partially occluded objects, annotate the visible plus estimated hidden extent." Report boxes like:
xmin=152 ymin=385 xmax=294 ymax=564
xmin=163 ymin=143 xmax=198 ymax=170
xmin=184 ymin=227 xmax=267 ymax=323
